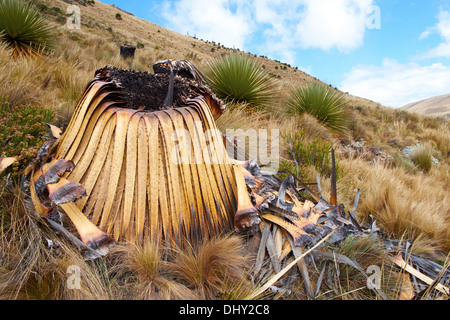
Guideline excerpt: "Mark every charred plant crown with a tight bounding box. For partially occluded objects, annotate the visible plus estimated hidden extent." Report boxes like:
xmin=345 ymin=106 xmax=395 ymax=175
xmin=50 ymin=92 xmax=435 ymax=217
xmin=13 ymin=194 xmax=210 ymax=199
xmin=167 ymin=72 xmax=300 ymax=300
xmin=94 ymin=66 xmax=225 ymax=113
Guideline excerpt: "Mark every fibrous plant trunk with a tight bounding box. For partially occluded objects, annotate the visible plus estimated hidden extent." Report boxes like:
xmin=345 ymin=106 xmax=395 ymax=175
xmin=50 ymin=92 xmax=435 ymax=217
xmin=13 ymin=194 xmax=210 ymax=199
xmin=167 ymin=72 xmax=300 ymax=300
xmin=119 ymin=45 xmax=136 ymax=60
xmin=25 ymin=65 xmax=260 ymax=257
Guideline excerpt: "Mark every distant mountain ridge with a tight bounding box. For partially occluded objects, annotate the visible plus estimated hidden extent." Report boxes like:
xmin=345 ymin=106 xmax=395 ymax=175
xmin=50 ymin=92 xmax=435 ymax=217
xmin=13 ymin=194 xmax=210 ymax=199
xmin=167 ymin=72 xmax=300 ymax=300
xmin=401 ymin=93 xmax=450 ymax=118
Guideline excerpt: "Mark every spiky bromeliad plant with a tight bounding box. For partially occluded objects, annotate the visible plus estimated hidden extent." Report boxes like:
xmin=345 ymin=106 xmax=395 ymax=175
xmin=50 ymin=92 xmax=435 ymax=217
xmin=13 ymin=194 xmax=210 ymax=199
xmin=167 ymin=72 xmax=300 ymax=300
xmin=205 ymin=54 xmax=276 ymax=111
xmin=0 ymin=0 xmax=56 ymax=58
xmin=287 ymin=82 xmax=350 ymax=134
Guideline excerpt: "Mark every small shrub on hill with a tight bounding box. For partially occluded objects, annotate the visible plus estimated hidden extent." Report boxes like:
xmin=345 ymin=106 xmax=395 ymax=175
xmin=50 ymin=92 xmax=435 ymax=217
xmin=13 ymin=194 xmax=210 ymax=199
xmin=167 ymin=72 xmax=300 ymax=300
xmin=280 ymin=129 xmax=337 ymax=181
xmin=0 ymin=96 xmax=54 ymax=178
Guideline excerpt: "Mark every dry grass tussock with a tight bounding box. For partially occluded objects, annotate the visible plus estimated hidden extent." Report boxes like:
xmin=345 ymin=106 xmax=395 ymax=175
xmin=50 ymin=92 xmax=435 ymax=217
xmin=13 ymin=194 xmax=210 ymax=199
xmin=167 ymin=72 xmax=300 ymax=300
xmin=315 ymin=159 xmax=450 ymax=252
xmin=0 ymin=183 xmax=254 ymax=300
xmin=0 ymin=184 xmax=111 ymax=300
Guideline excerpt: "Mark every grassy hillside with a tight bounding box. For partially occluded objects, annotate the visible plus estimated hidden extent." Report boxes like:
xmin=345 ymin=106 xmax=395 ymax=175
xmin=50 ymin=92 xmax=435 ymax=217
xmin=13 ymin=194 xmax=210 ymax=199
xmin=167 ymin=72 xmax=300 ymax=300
xmin=0 ymin=0 xmax=449 ymax=300
xmin=402 ymin=93 xmax=450 ymax=119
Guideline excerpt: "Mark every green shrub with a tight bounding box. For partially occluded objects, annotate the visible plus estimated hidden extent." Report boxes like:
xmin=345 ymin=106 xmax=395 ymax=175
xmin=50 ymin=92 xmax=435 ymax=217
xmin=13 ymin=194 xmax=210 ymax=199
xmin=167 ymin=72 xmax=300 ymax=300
xmin=410 ymin=144 xmax=433 ymax=173
xmin=287 ymin=82 xmax=350 ymax=134
xmin=280 ymin=129 xmax=336 ymax=181
xmin=55 ymin=15 xmax=66 ymax=25
xmin=50 ymin=6 xmax=64 ymax=16
xmin=115 ymin=12 xmax=122 ymax=20
xmin=204 ymin=54 xmax=277 ymax=111
xmin=69 ymin=33 xmax=82 ymax=41
xmin=392 ymin=152 xmax=417 ymax=173
xmin=33 ymin=3 xmax=48 ymax=12
xmin=0 ymin=0 xmax=56 ymax=58
xmin=0 ymin=96 xmax=55 ymax=178
xmin=279 ymin=159 xmax=302 ymax=181
xmin=136 ymin=42 xmax=145 ymax=49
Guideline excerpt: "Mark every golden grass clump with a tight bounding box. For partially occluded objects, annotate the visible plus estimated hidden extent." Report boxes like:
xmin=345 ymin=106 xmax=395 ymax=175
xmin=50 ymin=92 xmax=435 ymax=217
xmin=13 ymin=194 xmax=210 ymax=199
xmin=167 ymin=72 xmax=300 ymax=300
xmin=107 ymin=240 xmax=198 ymax=300
xmin=0 ymin=184 xmax=111 ymax=300
xmin=168 ymin=235 xmax=252 ymax=300
xmin=335 ymin=159 xmax=450 ymax=251
xmin=105 ymin=234 xmax=252 ymax=300
xmin=410 ymin=144 xmax=434 ymax=173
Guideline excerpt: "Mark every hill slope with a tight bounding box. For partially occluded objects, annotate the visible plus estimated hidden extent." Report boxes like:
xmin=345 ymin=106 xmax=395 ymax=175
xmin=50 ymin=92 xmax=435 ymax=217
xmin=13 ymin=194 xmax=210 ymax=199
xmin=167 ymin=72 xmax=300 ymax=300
xmin=401 ymin=93 xmax=450 ymax=119
xmin=37 ymin=0 xmax=374 ymax=98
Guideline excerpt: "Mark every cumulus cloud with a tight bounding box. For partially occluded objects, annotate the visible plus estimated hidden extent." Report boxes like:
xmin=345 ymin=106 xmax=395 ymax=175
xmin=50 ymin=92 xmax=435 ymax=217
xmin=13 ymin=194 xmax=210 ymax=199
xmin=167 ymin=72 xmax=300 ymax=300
xmin=294 ymin=0 xmax=374 ymax=51
xmin=340 ymin=59 xmax=450 ymax=107
xmin=160 ymin=0 xmax=253 ymax=50
xmin=160 ymin=0 xmax=375 ymax=58
xmin=420 ymin=9 xmax=450 ymax=58
xmin=250 ymin=0 xmax=375 ymax=60
xmin=419 ymin=29 xmax=432 ymax=41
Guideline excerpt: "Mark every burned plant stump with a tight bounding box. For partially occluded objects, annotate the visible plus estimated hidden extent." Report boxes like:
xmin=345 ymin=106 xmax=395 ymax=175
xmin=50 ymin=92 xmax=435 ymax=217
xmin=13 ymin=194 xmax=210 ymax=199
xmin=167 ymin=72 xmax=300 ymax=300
xmin=25 ymin=64 xmax=260 ymax=258
xmin=120 ymin=44 xmax=136 ymax=59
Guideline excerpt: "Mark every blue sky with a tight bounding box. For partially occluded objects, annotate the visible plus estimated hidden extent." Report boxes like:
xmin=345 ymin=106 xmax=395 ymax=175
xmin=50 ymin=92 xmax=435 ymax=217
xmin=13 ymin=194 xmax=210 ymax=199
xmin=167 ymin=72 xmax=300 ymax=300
xmin=102 ymin=0 xmax=450 ymax=108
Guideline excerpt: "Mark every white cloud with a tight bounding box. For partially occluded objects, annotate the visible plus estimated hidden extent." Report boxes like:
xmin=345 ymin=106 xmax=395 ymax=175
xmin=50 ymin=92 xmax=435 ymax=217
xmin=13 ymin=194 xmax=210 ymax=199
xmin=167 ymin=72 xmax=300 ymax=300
xmin=250 ymin=0 xmax=375 ymax=56
xmin=160 ymin=0 xmax=253 ymax=50
xmin=419 ymin=29 xmax=433 ymax=40
xmin=294 ymin=0 xmax=374 ymax=51
xmin=340 ymin=59 xmax=450 ymax=107
xmin=421 ymin=9 xmax=450 ymax=58
xmin=160 ymin=0 xmax=375 ymax=59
